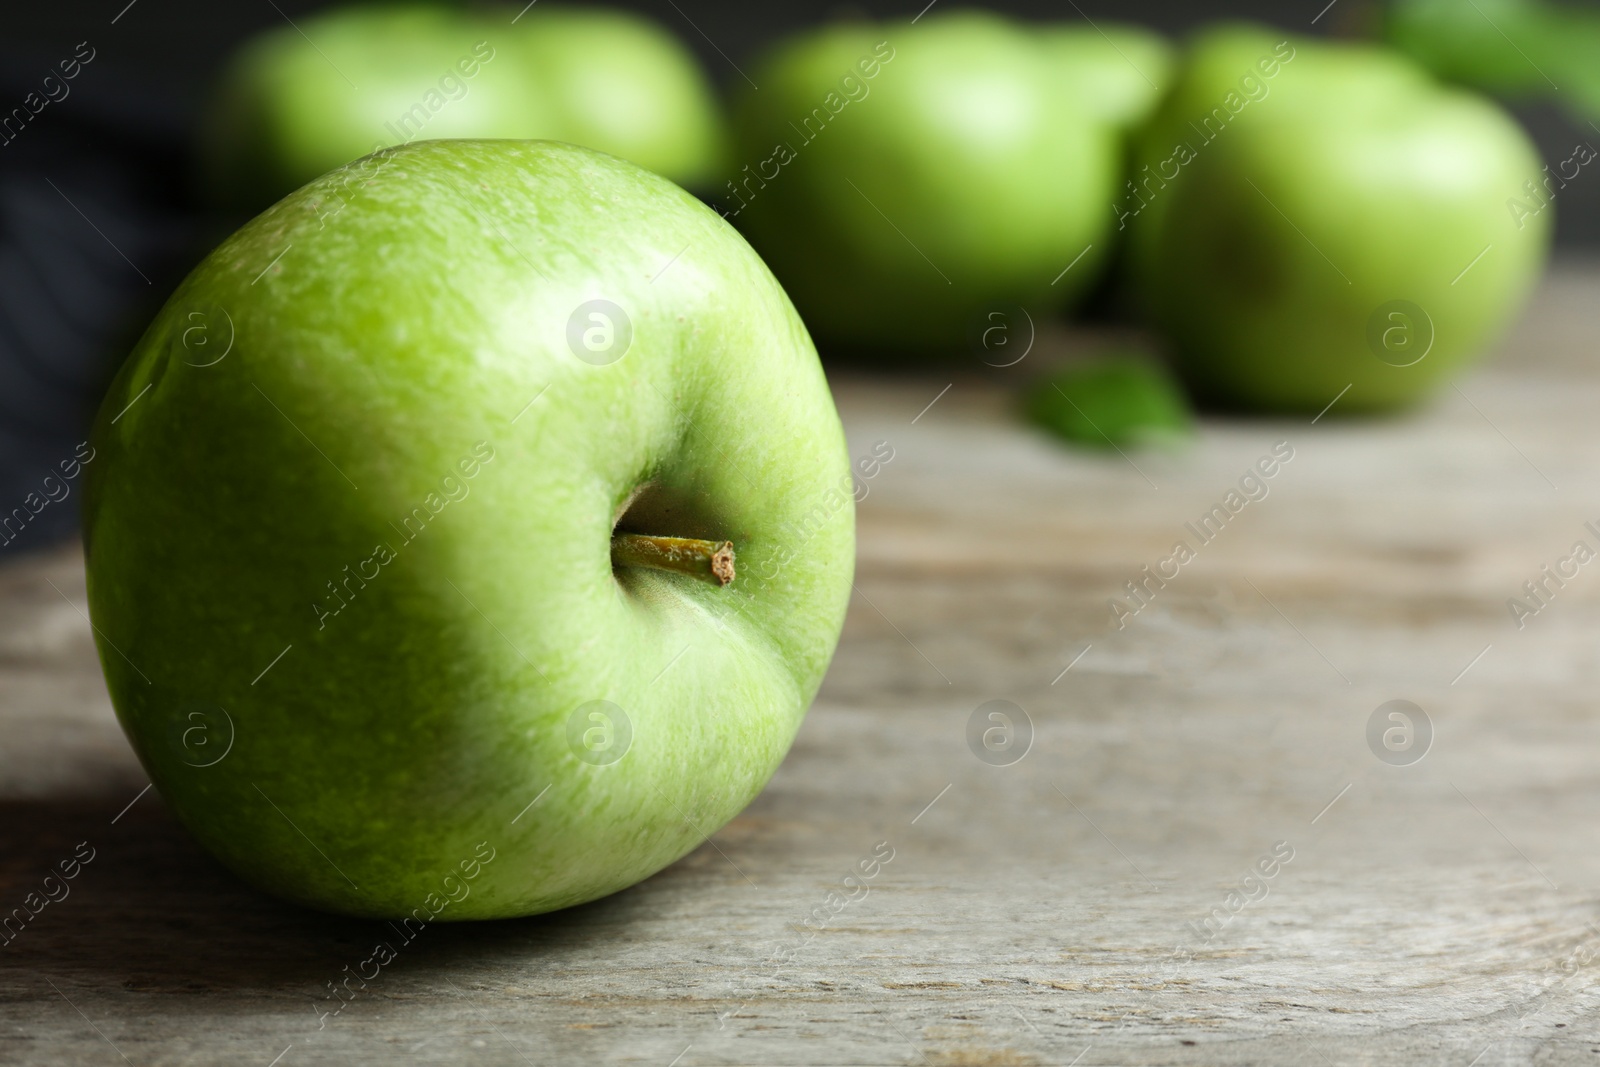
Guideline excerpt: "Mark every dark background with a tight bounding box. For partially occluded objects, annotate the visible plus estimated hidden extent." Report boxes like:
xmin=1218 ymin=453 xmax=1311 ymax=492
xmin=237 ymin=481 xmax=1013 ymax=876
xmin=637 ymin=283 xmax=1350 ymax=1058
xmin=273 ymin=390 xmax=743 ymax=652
xmin=9 ymin=0 xmax=1383 ymax=102
xmin=4 ymin=0 xmax=1594 ymax=240
xmin=0 ymin=0 xmax=1594 ymax=555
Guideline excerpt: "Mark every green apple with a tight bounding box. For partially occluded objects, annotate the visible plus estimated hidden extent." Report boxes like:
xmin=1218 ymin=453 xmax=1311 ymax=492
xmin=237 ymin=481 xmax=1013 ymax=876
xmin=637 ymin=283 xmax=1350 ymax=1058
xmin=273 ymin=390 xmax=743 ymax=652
xmin=201 ymin=3 xmax=725 ymax=212
xmin=84 ymin=139 xmax=854 ymax=919
xmin=1384 ymin=0 xmax=1560 ymax=97
xmin=1386 ymin=0 xmax=1600 ymax=121
xmin=1042 ymin=22 xmax=1174 ymax=134
xmin=1125 ymin=25 xmax=1551 ymax=412
xmin=510 ymin=6 xmax=727 ymax=190
xmin=727 ymin=11 xmax=1119 ymax=354
xmin=201 ymin=5 xmax=542 ymax=211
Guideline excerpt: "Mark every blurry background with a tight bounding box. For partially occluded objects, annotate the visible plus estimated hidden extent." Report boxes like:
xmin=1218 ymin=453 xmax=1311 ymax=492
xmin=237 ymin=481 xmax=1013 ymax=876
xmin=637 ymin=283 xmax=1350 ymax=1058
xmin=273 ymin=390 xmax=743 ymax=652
xmin=7 ymin=0 xmax=1596 ymax=246
xmin=1 ymin=0 xmax=1597 ymax=551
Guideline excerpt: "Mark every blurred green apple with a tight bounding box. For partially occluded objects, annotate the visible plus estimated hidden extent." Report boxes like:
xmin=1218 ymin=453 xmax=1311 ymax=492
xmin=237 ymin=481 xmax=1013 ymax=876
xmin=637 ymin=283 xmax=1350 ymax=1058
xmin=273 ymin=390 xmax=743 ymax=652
xmin=201 ymin=3 xmax=724 ymax=211
xmin=510 ymin=6 xmax=726 ymax=190
xmin=1385 ymin=0 xmax=1559 ymax=97
xmin=728 ymin=11 xmax=1119 ymax=355
xmin=1125 ymin=25 xmax=1551 ymax=412
xmin=201 ymin=5 xmax=534 ymax=210
xmin=1386 ymin=0 xmax=1600 ymax=121
xmin=85 ymin=140 xmax=853 ymax=918
xmin=1042 ymin=22 xmax=1174 ymax=133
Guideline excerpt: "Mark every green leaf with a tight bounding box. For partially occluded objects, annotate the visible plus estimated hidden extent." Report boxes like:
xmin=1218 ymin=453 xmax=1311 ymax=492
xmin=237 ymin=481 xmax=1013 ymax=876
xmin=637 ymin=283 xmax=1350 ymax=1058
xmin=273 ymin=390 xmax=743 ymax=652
xmin=1024 ymin=356 xmax=1193 ymax=451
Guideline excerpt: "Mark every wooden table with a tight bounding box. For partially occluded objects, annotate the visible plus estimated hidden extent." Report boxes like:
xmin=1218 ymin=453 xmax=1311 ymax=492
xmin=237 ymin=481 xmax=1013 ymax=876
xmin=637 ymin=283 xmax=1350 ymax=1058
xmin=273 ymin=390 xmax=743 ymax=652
xmin=5 ymin=265 xmax=1600 ymax=1066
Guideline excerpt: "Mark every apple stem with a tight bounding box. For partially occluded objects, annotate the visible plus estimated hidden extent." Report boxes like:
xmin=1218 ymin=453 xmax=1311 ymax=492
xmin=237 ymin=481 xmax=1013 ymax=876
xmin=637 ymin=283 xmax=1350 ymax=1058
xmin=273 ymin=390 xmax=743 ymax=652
xmin=611 ymin=533 xmax=735 ymax=587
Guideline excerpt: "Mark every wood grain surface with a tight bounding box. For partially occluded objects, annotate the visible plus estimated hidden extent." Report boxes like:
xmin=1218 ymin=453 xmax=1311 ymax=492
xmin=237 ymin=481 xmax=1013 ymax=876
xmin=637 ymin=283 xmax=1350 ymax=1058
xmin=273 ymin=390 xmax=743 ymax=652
xmin=3 ymin=266 xmax=1600 ymax=1066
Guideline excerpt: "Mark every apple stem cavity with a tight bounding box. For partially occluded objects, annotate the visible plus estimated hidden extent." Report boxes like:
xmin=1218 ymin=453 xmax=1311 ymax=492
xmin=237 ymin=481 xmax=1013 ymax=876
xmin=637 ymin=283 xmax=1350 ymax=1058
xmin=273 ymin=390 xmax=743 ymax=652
xmin=611 ymin=533 xmax=735 ymax=587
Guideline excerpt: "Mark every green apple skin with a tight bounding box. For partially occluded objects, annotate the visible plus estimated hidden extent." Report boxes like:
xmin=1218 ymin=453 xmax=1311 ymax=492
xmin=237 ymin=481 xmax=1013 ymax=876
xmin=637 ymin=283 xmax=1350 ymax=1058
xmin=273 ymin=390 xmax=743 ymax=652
xmin=1126 ymin=25 xmax=1551 ymax=412
xmin=1386 ymin=0 xmax=1600 ymax=120
xmin=201 ymin=4 xmax=725 ymax=212
xmin=728 ymin=11 xmax=1119 ymax=354
xmin=1042 ymin=23 xmax=1174 ymax=134
xmin=83 ymin=140 xmax=854 ymax=919
xmin=201 ymin=5 xmax=545 ymax=212
xmin=1384 ymin=0 xmax=1570 ymax=98
xmin=510 ymin=6 xmax=726 ymax=190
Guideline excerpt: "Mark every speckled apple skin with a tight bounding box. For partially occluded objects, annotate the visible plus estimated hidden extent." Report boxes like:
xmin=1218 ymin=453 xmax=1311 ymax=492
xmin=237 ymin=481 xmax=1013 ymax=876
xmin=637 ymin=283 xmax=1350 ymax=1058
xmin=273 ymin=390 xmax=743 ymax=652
xmin=1126 ymin=26 xmax=1551 ymax=412
xmin=83 ymin=139 xmax=854 ymax=919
